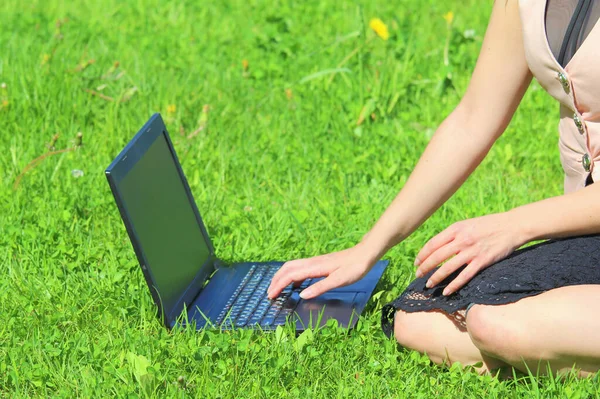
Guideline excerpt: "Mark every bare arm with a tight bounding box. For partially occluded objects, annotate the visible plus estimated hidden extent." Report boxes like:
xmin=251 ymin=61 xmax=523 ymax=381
xmin=268 ymin=0 xmax=532 ymax=300
xmin=412 ymin=174 xmax=600 ymax=296
xmin=361 ymin=0 xmax=532 ymax=260
xmin=511 ymin=184 xmax=600 ymax=240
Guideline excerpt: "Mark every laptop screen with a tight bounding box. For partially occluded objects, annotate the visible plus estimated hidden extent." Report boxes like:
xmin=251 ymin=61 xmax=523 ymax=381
xmin=116 ymin=132 xmax=212 ymax=319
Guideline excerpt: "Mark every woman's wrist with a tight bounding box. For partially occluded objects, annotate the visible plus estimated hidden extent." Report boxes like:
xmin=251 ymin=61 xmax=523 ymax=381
xmin=355 ymin=239 xmax=386 ymax=266
xmin=358 ymin=229 xmax=403 ymax=263
xmin=505 ymin=206 xmax=537 ymax=246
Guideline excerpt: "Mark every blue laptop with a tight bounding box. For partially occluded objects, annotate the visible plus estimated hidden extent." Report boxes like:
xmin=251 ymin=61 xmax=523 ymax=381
xmin=105 ymin=114 xmax=389 ymax=331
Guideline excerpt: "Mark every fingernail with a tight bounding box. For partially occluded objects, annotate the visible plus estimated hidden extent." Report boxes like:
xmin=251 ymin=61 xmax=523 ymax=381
xmin=415 ymin=270 xmax=422 ymax=278
xmin=443 ymin=288 xmax=450 ymax=296
xmin=299 ymin=289 xmax=310 ymax=299
xmin=425 ymin=280 xmax=432 ymax=289
xmin=414 ymin=258 xmax=421 ymax=267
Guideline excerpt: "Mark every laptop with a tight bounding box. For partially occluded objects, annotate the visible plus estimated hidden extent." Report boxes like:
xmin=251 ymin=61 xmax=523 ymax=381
xmin=105 ymin=113 xmax=389 ymax=331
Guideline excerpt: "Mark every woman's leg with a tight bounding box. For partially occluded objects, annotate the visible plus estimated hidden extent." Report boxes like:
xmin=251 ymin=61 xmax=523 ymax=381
xmin=394 ymin=310 xmax=509 ymax=372
xmin=466 ymin=285 xmax=600 ymax=376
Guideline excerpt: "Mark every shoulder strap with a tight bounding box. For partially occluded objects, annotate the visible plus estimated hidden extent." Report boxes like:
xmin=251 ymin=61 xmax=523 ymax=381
xmin=557 ymin=0 xmax=593 ymax=66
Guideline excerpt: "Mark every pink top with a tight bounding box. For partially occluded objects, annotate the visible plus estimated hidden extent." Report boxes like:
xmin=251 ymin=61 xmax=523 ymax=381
xmin=545 ymin=0 xmax=600 ymax=66
xmin=520 ymin=0 xmax=600 ymax=193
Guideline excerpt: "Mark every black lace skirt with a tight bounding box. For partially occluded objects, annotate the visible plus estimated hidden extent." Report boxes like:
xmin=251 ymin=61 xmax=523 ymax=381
xmin=381 ymin=234 xmax=600 ymax=337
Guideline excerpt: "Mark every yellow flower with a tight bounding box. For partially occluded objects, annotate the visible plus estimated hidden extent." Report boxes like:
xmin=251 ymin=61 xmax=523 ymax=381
xmin=443 ymin=11 xmax=454 ymax=26
xmin=369 ymin=18 xmax=389 ymax=41
xmin=167 ymin=104 xmax=176 ymax=114
xmin=1 ymin=100 xmax=8 ymax=107
xmin=41 ymin=53 xmax=51 ymax=65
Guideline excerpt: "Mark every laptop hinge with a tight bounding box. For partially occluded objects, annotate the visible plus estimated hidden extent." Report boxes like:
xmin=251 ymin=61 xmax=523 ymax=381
xmin=213 ymin=258 xmax=227 ymax=270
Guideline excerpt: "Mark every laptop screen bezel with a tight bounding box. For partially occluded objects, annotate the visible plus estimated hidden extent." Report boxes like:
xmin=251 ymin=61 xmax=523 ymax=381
xmin=105 ymin=113 xmax=216 ymax=328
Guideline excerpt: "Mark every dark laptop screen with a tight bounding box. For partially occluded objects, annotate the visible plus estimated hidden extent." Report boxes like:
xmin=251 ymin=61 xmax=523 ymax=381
xmin=117 ymin=133 xmax=211 ymax=318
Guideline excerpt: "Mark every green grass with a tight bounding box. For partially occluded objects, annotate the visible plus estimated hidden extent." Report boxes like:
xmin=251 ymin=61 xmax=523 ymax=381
xmin=1 ymin=0 xmax=598 ymax=397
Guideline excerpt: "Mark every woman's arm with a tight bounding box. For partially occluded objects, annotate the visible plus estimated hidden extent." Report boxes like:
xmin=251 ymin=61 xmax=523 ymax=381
xmin=416 ymin=184 xmax=600 ymax=297
xmin=361 ymin=0 xmax=532 ymax=258
xmin=268 ymin=0 xmax=532 ymax=300
xmin=512 ymin=184 xmax=600 ymax=240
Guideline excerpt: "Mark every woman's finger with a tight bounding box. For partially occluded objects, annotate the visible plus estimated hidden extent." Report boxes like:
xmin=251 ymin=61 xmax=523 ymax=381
xmin=268 ymin=259 xmax=308 ymax=298
xmin=270 ymin=252 xmax=332 ymax=290
xmin=415 ymin=226 xmax=456 ymax=267
xmin=269 ymin=259 xmax=303 ymax=291
xmin=267 ymin=263 xmax=329 ymax=299
xmin=270 ymin=256 xmax=322 ymax=291
xmin=425 ymin=251 xmax=473 ymax=289
xmin=299 ymin=271 xmax=345 ymax=299
xmin=443 ymin=258 xmax=488 ymax=296
xmin=268 ymin=262 xmax=296 ymax=296
xmin=416 ymin=240 xmax=461 ymax=277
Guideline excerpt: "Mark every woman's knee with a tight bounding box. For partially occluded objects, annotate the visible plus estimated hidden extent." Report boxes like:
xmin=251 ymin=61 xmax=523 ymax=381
xmin=394 ymin=310 xmax=420 ymax=348
xmin=394 ymin=309 xmax=485 ymax=367
xmin=393 ymin=310 xmax=452 ymax=351
xmin=466 ymin=304 xmax=526 ymax=362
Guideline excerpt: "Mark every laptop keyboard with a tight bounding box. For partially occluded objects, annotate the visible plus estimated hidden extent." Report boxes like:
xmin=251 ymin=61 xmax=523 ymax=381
xmin=215 ymin=265 xmax=313 ymax=328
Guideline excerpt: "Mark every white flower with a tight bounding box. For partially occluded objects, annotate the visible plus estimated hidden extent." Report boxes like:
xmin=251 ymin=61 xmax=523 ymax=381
xmin=71 ymin=169 xmax=84 ymax=178
xmin=463 ymin=29 xmax=476 ymax=39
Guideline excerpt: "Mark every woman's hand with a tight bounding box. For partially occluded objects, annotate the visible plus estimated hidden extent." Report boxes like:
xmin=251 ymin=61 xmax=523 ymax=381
xmin=267 ymin=243 xmax=378 ymax=300
xmin=414 ymin=212 xmax=526 ymax=296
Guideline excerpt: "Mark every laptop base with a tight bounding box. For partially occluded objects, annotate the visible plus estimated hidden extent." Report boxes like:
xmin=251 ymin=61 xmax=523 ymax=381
xmin=187 ymin=260 xmax=388 ymax=332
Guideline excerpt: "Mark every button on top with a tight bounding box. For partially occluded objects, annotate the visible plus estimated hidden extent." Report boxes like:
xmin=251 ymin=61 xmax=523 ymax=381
xmin=557 ymin=71 xmax=570 ymax=94
xmin=582 ymin=153 xmax=591 ymax=172
xmin=574 ymin=113 xmax=585 ymax=135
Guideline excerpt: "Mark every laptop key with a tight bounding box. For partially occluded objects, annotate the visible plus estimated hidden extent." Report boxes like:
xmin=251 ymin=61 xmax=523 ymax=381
xmin=261 ymin=306 xmax=281 ymax=326
xmin=247 ymin=300 xmax=270 ymax=326
xmin=299 ymin=279 xmax=313 ymax=290
xmin=218 ymin=264 xmax=293 ymax=328
xmin=221 ymin=319 xmax=234 ymax=330
xmin=216 ymin=266 xmax=257 ymax=325
xmin=260 ymin=295 xmax=289 ymax=326
xmin=229 ymin=268 xmax=266 ymax=322
xmin=261 ymin=311 xmax=279 ymax=327
xmin=274 ymin=308 xmax=292 ymax=325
